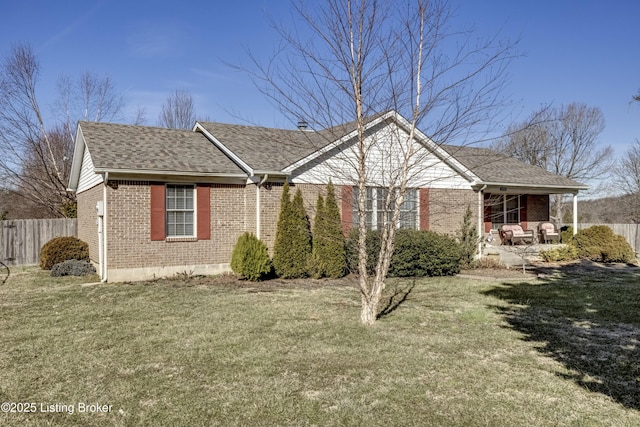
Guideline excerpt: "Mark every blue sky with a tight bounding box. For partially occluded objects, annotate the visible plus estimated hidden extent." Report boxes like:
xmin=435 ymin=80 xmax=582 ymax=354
xmin=1 ymin=0 xmax=639 ymax=158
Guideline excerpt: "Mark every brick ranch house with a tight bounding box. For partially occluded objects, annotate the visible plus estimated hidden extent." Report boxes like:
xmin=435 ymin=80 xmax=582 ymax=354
xmin=67 ymin=111 xmax=587 ymax=282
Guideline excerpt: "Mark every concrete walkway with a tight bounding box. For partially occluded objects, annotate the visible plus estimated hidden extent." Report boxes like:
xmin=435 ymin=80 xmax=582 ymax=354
xmin=483 ymin=243 xmax=565 ymax=268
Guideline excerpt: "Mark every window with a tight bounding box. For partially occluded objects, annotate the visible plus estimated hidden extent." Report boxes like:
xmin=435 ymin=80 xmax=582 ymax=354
xmin=166 ymin=184 xmax=195 ymax=237
xmin=489 ymin=194 xmax=520 ymax=228
xmin=352 ymin=187 xmax=418 ymax=230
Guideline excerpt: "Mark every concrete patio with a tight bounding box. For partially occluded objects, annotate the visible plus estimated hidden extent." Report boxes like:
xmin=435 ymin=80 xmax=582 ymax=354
xmin=482 ymin=242 xmax=565 ymax=268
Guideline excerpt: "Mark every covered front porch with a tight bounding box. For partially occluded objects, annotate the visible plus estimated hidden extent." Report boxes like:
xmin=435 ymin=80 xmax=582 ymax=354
xmin=474 ymin=183 xmax=586 ymax=257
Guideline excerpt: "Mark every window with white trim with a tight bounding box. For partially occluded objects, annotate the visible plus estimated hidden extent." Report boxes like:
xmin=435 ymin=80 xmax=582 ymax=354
xmin=166 ymin=184 xmax=195 ymax=237
xmin=352 ymin=187 xmax=418 ymax=230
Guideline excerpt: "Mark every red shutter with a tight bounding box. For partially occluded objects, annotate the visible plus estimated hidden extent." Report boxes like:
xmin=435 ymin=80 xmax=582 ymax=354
xmin=197 ymin=184 xmax=211 ymax=240
xmin=483 ymin=193 xmax=492 ymax=233
xmin=341 ymin=186 xmax=352 ymax=236
xmin=419 ymin=188 xmax=429 ymax=230
xmin=150 ymin=184 xmax=165 ymax=241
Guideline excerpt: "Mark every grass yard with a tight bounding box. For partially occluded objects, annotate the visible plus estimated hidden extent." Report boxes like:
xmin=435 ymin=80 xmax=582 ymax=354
xmin=0 ymin=264 xmax=639 ymax=426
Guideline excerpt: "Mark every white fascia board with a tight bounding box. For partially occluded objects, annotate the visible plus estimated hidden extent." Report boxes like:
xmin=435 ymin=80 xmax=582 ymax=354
xmin=194 ymin=122 xmax=254 ymax=175
xmin=67 ymin=124 xmax=86 ymax=192
xmin=282 ymin=111 xmax=395 ymax=174
xmin=93 ymin=168 xmax=248 ymax=179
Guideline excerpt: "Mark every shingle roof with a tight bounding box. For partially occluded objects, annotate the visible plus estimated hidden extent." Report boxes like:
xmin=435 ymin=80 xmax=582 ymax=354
xmin=79 ymin=121 xmax=245 ymax=175
xmin=197 ymin=120 xmax=360 ymax=172
xmin=441 ymin=144 xmax=587 ymax=189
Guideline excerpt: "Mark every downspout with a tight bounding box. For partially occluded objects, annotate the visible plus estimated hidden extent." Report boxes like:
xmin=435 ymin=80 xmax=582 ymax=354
xmin=101 ymin=172 xmax=109 ymax=282
xmin=573 ymin=193 xmax=578 ymax=235
xmin=477 ymin=185 xmax=487 ymax=257
xmin=256 ymin=174 xmax=269 ymax=239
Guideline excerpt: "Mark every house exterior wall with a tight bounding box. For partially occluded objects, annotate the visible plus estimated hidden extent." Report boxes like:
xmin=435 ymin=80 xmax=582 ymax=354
xmin=77 ymin=144 xmax=103 ymax=193
xmin=522 ymin=194 xmax=550 ymax=237
xmin=104 ymin=180 xmax=246 ymax=281
xmin=291 ymin=122 xmax=472 ymax=190
xmin=428 ymin=188 xmax=478 ymax=235
xmin=76 ymin=183 xmax=102 ymax=264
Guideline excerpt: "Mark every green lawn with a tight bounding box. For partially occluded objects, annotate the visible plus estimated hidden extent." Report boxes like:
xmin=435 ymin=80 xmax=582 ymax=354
xmin=0 ymin=265 xmax=639 ymax=426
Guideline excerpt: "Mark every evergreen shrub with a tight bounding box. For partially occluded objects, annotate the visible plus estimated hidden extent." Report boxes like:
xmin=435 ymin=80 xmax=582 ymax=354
xmin=39 ymin=237 xmax=89 ymax=270
xmin=311 ymin=182 xmax=346 ymax=278
xmin=50 ymin=259 xmax=96 ymax=277
xmin=272 ymin=183 xmax=311 ymax=278
xmin=347 ymin=229 xmax=462 ymax=277
xmin=571 ymin=225 xmax=635 ymax=263
xmin=230 ymin=232 xmax=272 ymax=281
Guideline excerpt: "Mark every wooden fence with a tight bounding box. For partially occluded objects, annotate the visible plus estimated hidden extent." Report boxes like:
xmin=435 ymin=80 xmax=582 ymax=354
xmin=577 ymin=223 xmax=640 ymax=255
xmin=0 ymin=219 xmax=77 ymax=266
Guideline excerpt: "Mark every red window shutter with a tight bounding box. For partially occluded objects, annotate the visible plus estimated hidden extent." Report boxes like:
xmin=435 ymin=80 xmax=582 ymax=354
xmin=419 ymin=188 xmax=429 ymax=230
xmin=341 ymin=186 xmax=352 ymax=236
xmin=197 ymin=184 xmax=211 ymax=240
xmin=150 ymin=184 xmax=165 ymax=241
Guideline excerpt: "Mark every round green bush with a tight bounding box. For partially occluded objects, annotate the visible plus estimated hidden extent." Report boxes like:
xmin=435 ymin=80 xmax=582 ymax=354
xmin=39 ymin=236 xmax=90 ymax=270
xmin=539 ymin=245 xmax=578 ymax=262
xmin=570 ymin=226 xmax=635 ymax=263
xmin=231 ymin=232 xmax=272 ymax=281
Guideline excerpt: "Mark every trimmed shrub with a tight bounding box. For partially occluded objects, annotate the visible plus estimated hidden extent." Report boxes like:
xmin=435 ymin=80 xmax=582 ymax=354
xmin=571 ymin=225 xmax=635 ymax=263
xmin=272 ymin=183 xmax=311 ymax=278
xmin=230 ymin=232 xmax=272 ymax=281
xmin=311 ymin=182 xmax=347 ymax=278
xmin=347 ymin=229 xmax=462 ymax=277
xmin=391 ymin=229 xmax=462 ymax=277
xmin=39 ymin=236 xmax=89 ymax=270
xmin=51 ymin=259 xmax=96 ymax=277
xmin=539 ymin=245 xmax=579 ymax=262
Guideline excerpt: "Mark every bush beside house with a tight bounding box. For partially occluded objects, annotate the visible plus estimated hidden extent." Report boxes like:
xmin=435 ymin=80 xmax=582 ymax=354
xmin=347 ymin=229 xmax=462 ymax=277
xmin=231 ymin=232 xmax=272 ymax=281
xmin=272 ymin=183 xmax=312 ymax=279
xmin=39 ymin=236 xmax=90 ymax=270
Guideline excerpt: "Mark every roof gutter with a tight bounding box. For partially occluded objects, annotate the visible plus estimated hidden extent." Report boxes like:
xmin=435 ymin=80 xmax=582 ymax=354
xmin=471 ymin=181 xmax=589 ymax=192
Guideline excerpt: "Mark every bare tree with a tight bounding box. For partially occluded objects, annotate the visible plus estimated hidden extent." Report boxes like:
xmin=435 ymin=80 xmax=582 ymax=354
xmin=494 ymin=103 xmax=613 ymax=225
xmin=0 ymin=43 xmax=125 ymax=217
xmin=614 ymin=140 xmax=640 ymax=222
xmin=253 ymin=0 xmax=515 ymax=325
xmin=158 ymin=89 xmax=197 ymax=129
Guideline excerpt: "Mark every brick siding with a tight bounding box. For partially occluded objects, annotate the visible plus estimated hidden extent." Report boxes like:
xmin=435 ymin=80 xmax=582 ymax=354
xmin=428 ymin=188 xmax=478 ymax=235
xmin=77 ymin=184 xmax=103 ymax=263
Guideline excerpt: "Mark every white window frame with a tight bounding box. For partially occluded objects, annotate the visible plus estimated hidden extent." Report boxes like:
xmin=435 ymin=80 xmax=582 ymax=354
xmin=491 ymin=194 xmax=521 ymax=228
xmin=165 ymin=184 xmax=196 ymax=238
xmin=353 ymin=187 xmax=418 ymax=230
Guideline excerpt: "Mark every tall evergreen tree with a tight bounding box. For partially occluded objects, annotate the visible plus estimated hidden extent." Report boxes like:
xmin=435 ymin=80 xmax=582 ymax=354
xmin=322 ymin=181 xmax=347 ymax=278
xmin=272 ymin=182 xmax=311 ymax=278
xmin=310 ymin=193 xmax=327 ymax=278
xmin=272 ymin=182 xmax=292 ymax=277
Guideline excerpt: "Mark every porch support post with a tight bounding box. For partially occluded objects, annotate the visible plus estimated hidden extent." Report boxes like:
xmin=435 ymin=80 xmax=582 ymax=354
xmin=572 ymin=193 xmax=578 ymax=235
xmin=477 ymin=186 xmax=487 ymax=257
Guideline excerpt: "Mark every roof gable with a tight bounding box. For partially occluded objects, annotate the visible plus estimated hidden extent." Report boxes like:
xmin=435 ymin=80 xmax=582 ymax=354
xmin=72 ymin=121 xmax=246 ymax=179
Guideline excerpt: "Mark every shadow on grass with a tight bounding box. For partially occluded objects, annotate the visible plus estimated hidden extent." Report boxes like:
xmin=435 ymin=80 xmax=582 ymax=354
xmin=484 ymin=261 xmax=640 ymax=409
xmin=377 ymin=280 xmax=415 ymax=320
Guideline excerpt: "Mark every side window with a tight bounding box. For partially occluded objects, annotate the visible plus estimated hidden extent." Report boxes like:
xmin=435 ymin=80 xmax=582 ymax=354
xmin=166 ymin=184 xmax=195 ymax=237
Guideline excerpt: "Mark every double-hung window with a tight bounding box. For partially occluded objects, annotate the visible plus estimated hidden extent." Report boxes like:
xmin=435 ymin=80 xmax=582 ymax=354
xmin=352 ymin=187 xmax=418 ymax=230
xmin=166 ymin=184 xmax=195 ymax=237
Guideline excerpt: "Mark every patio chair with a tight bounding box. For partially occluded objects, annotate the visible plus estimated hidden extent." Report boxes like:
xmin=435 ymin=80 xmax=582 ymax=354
xmin=538 ymin=222 xmax=560 ymax=244
xmin=499 ymin=224 xmax=535 ymax=245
